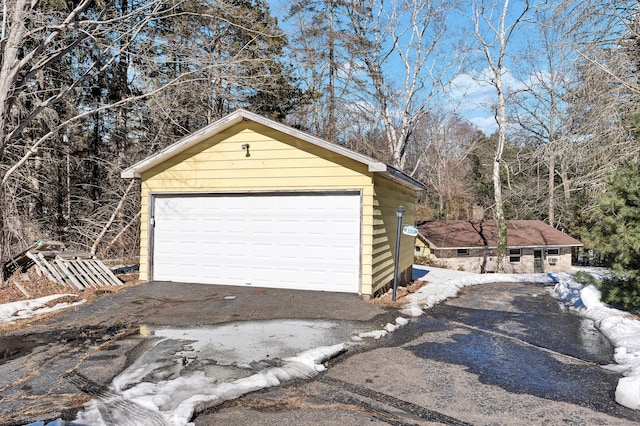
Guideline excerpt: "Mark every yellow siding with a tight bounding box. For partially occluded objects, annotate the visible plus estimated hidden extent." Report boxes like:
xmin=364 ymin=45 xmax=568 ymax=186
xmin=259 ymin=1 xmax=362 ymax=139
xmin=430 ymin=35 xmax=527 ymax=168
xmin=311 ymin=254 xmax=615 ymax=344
xmin=370 ymin=175 xmax=416 ymax=294
xmin=139 ymin=121 xmax=377 ymax=294
xmin=415 ymin=238 xmax=430 ymax=258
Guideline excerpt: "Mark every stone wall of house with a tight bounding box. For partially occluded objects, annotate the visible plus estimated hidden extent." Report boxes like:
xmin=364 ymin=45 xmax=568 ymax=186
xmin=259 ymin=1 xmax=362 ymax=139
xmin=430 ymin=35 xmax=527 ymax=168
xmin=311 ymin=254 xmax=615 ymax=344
xmin=542 ymin=247 xmax=574 ymax=273
xmin=430 ymin=246 xmax=574 ymax=274
xmin=431 ymin=248 xmax=496 ymax=273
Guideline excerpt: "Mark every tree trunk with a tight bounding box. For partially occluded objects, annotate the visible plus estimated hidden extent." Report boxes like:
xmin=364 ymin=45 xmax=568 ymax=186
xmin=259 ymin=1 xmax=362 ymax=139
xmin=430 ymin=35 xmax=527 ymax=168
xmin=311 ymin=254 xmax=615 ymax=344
xmin=91 ymin=180 xmax=136 ymax=256
xmin=560 ymin=165 xmax=571 ymax=205
xmin=472 ymin=0 xmax=529 ymax=271
xmin=493 ymin=134 xmax=507 ymax=271
xmin=0 ymin=181 xmax=11 ymax=284
xmin=548 ymin=153 xmax=555 ymax=226
xmin=327 ymin=0 xmax=337 ymax=142
xmin=494 ymin=55 xmax=507 ymax=272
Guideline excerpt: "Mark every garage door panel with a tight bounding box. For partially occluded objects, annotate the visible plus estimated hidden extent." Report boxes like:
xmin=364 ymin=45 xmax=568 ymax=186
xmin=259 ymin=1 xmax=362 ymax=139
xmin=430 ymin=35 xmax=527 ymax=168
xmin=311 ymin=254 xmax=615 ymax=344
xmin=152 ymin=193 xmax=360 ymax=292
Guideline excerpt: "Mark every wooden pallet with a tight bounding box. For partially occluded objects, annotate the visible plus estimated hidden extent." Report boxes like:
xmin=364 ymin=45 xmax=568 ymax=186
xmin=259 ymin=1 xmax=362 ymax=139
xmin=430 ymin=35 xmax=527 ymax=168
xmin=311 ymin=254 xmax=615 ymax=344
xmin=2 ymin=241 xmax=65 ymax=277
xmin=3 ymin=242 xmax=122 ymax=289
xmin=53 ymin=256 xmax=122 ymax=289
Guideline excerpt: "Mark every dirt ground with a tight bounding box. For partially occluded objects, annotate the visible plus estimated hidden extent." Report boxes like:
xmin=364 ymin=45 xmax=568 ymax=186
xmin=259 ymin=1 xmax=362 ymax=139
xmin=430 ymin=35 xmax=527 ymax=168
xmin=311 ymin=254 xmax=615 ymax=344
xmin=370 ymin=280 xmax=427 ymax=307
xmin=0 ymin=267 xmax=140 ymax=306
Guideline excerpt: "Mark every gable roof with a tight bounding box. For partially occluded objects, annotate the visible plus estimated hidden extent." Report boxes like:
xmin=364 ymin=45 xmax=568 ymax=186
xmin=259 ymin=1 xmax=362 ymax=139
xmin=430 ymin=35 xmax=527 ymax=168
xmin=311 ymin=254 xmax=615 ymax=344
xmin=121 ymin=109 xmax=425 ymax=190
xmin=417 ymin=220 xmax=583 ymax=249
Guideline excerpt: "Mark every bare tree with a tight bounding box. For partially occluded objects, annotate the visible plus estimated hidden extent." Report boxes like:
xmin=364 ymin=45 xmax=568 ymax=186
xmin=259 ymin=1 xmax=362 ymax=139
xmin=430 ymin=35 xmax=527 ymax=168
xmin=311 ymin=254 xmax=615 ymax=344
xmin=343 ymin=0 xmax=459 ymax=170
xmin=547 ymin=0 xmax=640 ymax=230
xmin=409 ymin=112 xmax=479 ymax=219
xmin=0 ymin=1 xmax=177 ymax=272
xmin=286 ymin=0 xmax=348 ymax=141
xmin=0 ymin=0 xmax=300 ymax=279
xmin=508 ymin=6 xmax=574 ymax=227
xmin=561 ymin=1 xmax=640 ymax=97
xmin=470 ymin=0 xmax=531 ymax=271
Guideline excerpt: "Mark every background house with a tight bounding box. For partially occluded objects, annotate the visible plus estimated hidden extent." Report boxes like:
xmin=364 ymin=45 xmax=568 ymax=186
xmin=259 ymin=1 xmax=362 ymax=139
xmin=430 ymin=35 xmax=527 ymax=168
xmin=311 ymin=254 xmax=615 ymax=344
xmin=122 ymin=109 xmax=425 ymax=296
xmin=417 ymin=220 xmax=583 ymax=273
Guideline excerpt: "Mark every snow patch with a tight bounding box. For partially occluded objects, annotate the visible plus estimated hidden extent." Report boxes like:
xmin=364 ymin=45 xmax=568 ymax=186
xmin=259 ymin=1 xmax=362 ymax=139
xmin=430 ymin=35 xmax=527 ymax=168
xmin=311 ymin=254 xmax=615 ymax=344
xmin=0 ymin=294 xmax=85 ymax=324
xmin=76 ymin=342 xmax=346 ymax=425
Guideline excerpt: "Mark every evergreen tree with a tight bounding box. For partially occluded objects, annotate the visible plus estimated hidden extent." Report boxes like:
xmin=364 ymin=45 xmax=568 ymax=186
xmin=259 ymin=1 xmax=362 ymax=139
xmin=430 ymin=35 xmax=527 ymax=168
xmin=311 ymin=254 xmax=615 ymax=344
xmin=587 ymin=161 xmax=640 ymax=309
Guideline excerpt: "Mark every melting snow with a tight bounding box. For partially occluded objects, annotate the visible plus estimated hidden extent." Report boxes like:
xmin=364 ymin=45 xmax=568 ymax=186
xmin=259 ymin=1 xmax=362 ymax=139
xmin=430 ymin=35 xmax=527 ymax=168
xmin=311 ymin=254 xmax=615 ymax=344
xmin=0 ymin=294 xmax=84 ymax=324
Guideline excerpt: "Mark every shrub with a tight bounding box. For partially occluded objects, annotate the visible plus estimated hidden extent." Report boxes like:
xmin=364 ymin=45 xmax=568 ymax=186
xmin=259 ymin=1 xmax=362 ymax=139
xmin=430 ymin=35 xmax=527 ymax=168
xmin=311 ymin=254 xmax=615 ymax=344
xmin=598 ymin=273 xmax=640 ymax=311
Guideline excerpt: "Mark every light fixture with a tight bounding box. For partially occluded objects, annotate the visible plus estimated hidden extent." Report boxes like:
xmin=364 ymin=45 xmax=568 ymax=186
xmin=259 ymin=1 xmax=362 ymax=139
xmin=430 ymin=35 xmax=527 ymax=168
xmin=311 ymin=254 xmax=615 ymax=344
xmin=241 ymin=143 xmax=250 ymax=157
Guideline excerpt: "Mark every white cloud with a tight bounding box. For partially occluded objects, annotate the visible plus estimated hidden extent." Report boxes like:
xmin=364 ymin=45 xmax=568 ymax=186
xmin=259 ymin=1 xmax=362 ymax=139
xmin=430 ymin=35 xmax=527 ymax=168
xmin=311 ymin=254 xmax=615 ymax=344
xmin=445 ymin=67 xmax=528 ymax=135
xmin=469 ymin=115 xmax=497 ymax=135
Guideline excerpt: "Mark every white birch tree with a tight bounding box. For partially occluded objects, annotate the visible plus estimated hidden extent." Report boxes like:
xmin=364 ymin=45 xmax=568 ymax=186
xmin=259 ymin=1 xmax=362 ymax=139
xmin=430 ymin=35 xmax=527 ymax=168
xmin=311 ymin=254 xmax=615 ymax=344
xmin=344 ymin=0 xmax=459 ymax=170
xmin=470 ymin=0 xmax=531 ymax=271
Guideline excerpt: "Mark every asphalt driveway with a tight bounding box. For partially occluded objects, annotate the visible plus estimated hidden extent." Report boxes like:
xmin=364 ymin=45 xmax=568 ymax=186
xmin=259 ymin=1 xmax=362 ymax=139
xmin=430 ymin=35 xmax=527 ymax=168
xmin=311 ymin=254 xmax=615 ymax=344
xmin=3 ymin=280 xmax=640 ymax=425
xmin=0 ymin=281 xmax=393 ymax=425
xmin=195 ymin=281 xmax=640 ymax=425
xmin=32 ymin=281 xmax=391 ymax=329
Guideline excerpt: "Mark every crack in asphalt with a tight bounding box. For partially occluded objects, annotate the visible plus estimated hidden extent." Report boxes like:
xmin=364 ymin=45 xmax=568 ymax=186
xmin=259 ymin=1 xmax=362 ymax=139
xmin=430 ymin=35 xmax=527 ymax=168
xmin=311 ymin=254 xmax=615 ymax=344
xmin=320 ymin=376 xmax=471 ymax=426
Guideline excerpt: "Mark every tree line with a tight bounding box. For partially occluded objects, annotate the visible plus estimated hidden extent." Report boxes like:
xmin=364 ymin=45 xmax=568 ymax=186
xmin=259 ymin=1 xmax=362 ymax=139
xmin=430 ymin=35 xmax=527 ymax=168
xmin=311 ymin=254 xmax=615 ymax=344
xmin=1 ymin=0 xmax=639 ymax=284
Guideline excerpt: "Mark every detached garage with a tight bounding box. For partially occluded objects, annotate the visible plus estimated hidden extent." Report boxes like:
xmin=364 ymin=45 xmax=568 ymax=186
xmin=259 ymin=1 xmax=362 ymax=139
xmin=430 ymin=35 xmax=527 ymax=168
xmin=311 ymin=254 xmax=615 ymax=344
xmin=122 ymin=109 xmax=424 ymax=296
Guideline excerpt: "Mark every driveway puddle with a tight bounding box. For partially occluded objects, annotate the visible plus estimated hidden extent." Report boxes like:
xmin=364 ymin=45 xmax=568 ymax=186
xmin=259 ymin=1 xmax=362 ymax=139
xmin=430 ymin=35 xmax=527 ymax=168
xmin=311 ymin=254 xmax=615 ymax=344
xmin=149 ymin=319 xmax=362 ymax=365
xmin=73 ymin=319 xmax=366 ymax=425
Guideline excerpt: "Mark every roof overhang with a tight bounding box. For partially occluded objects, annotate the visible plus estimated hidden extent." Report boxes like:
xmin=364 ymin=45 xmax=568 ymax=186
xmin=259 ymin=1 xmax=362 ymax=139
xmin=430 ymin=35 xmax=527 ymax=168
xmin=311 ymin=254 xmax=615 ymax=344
xmin=121 ymin=109 xmax=425 ymax=191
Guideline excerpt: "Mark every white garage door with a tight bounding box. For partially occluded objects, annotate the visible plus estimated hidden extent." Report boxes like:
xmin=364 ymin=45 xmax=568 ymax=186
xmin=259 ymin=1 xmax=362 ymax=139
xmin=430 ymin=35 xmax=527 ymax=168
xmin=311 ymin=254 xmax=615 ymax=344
xmin=151 ymin=193 xmax=361 ymax=293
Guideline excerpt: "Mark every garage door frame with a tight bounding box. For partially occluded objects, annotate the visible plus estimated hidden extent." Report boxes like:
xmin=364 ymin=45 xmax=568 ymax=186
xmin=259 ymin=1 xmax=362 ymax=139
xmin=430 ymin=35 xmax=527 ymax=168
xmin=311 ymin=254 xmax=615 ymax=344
xmin=147 ymin=190 xmax=363 ymax=292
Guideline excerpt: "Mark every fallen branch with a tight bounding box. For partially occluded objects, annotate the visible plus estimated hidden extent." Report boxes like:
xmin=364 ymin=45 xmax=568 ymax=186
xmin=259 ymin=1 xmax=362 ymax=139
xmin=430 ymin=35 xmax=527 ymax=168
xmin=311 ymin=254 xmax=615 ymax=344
xmin=91 ymin=180 xmax=136 ymax=256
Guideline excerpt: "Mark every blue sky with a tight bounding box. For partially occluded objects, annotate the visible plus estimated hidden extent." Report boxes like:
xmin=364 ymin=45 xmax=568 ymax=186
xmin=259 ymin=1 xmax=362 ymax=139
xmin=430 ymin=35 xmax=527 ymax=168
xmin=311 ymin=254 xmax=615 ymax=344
xmin=268 ymin=0 xmax=541 ymax=136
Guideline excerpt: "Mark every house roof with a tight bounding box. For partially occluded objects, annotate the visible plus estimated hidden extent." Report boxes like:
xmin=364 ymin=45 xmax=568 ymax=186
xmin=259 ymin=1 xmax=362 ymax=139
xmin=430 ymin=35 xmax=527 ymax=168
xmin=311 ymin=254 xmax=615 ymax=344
xmin=121 ymin=109 xmax=426 ymax=191
xmin=417 ymin=220 xmax=583 ymax=249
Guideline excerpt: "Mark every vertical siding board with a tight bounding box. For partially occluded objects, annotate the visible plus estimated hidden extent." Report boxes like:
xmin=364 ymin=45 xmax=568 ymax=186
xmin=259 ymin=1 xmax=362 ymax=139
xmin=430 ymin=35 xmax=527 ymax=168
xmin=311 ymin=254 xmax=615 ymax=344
xmin=359 ymin=185 xmax=375 ymax=296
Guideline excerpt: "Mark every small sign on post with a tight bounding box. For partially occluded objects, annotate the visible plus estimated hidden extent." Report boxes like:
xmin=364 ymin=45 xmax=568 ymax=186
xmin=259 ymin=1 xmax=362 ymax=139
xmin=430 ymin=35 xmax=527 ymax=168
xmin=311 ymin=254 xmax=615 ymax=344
xmin=402 ymin=225 xmax=418 ymax=237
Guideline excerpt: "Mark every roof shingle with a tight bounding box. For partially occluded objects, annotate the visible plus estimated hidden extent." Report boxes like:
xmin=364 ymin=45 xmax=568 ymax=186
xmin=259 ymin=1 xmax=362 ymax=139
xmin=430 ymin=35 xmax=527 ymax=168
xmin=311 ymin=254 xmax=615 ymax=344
xmin=418 ymin=220 xmax=582 ymax=249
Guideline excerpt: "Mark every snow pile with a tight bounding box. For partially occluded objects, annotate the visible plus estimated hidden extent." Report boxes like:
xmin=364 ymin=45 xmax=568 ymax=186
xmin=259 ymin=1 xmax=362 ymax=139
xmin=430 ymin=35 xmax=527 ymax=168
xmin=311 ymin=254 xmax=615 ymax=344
xmin=76 ymin=343 xmax=345 ymax=425
xmin=353 ymin=316 xmax=410 ymax=341
xmin=551 ymin=275 xmax=640 ymax=410
xmin=0 ymin=294 xmax=84 ymax=324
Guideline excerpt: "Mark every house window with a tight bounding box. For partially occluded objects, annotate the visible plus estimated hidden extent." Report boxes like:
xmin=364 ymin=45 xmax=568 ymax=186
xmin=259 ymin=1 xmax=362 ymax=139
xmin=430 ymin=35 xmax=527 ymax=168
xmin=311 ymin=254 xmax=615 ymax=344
xmin=547 ymin=248 xmax=560 ymax=265
xmin=457 ymin=248 xmax=469 ymax=255
xmin=415 ymin=246 xmax=422 ymax=255
xmin=509 ymin=248 xmax=521 ymax=263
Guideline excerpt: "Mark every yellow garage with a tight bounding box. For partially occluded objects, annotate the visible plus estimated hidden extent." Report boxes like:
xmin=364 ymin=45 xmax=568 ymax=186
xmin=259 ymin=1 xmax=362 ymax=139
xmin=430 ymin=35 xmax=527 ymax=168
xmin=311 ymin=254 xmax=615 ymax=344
xmin=122 ymin=110 xmax=424 ymax=296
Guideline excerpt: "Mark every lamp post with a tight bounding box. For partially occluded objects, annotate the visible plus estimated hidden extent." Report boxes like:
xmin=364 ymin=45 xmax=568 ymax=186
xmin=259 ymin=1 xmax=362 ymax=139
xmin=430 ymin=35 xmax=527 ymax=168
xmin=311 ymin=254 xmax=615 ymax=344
xmin=392 ymin=205 xmax=406 ymax=302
